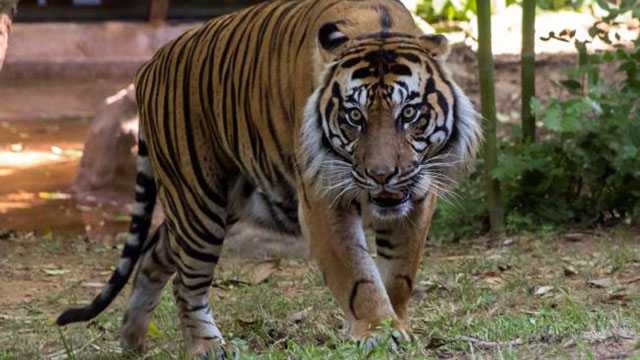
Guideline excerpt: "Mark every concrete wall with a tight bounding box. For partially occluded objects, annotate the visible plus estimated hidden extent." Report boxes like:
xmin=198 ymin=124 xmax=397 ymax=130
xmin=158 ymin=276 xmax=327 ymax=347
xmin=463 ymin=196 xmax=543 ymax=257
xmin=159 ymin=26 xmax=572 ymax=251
xmin=1 ymin=21 xmax=200 ymax=81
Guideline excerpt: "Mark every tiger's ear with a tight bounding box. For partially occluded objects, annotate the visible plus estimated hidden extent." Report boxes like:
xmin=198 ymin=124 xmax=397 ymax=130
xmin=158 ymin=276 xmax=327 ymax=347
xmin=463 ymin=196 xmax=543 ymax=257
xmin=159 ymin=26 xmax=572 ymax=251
xmin=420 ymin=34 xmax=450 ymax=61
xmin=318 ymin=22 xmax=350 ymax=57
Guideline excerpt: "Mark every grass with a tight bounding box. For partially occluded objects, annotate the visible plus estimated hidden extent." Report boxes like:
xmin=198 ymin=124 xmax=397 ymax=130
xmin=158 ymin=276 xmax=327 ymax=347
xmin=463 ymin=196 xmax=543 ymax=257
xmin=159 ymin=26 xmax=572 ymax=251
xmin=1 ymin=229 xmax=640 ymax=359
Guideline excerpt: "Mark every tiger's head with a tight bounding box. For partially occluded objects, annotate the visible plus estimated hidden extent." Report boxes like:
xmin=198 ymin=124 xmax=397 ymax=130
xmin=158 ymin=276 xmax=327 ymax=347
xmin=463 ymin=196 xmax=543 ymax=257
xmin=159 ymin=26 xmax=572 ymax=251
xmin=300 ymin=23 xmax=482 ymax=220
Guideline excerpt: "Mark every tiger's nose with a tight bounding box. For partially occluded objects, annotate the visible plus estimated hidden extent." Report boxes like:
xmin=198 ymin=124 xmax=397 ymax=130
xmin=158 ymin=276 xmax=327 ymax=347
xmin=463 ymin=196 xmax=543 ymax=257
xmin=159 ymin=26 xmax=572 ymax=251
xmin=365 ymin=167 xmax=399 ymax=185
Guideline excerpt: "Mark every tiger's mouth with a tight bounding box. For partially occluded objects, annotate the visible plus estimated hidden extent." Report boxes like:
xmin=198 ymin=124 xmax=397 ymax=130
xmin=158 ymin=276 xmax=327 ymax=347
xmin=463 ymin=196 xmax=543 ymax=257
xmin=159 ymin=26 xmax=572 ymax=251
xmin=368 ymin=191 xmax=412 ymax=219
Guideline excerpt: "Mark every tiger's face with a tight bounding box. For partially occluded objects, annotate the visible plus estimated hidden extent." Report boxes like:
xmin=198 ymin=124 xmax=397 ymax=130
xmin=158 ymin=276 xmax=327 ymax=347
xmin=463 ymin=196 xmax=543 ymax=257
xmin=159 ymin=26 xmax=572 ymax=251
xmin=301 ymin=26 xmax=481 ymax=220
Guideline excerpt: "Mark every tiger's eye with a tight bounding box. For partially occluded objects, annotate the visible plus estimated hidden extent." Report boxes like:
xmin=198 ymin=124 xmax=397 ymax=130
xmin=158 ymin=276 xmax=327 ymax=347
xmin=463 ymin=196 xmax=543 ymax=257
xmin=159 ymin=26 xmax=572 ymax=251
xmin=348 ymin=109 xmax=364 ymax=126
xmin=400 ymin=105 xmax=418 ymax=123
xmin=402 ymin=106 xmax=417 ymax=121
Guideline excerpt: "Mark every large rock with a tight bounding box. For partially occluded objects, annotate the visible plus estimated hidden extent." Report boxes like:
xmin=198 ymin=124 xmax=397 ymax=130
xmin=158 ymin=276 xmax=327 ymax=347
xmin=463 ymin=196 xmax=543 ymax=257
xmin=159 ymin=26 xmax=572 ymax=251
xmin=72 ymin=84 xmax=138 ymax=204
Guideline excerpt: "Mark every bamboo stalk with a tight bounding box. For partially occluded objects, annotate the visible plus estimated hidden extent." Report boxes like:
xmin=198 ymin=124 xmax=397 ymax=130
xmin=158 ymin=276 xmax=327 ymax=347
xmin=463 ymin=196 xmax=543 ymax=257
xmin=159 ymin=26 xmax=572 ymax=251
xmin=521 ymin=0 xmax=536 ymax=143
xmin=476 ymin=0 xmax=504 ymax=234
xmin=149 ymin=0 xmax=170 ymax=25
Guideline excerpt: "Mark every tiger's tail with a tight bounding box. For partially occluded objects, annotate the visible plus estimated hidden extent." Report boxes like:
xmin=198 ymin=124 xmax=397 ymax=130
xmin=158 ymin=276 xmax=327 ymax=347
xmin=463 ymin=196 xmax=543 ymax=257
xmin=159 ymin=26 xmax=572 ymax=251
xmin=56 ymin=135 xmax=157 ymax=326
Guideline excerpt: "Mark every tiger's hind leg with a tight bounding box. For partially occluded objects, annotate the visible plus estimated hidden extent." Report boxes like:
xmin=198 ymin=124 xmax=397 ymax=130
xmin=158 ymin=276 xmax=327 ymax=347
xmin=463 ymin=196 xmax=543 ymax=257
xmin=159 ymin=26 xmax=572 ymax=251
xmin=120 ymin=222 xmax=175 ymax=352
xmin=170 ymin=227 xmax=226 ymax=358
xmin=164 ymin=188 xmax=231 ymax=358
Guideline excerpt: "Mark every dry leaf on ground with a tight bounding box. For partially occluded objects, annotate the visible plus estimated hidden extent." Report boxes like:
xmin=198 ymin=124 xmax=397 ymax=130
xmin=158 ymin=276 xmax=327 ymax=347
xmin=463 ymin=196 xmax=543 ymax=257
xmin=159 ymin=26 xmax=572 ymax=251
xmin=588 ymin=278 xmax=613 ymax=289
xmin=287 ymin=307 xmax=311 ymax=324
xmin=563 ymin=265 xmax=578 ymax=276
xmin=564 ymin=232 xmax=590 ymax=242
xmin=237 ymin=316 xmax=257 ymax=326
xmin=483 ymin=276 xmax=503 ymax=289
xmin=535 ymin=286 xmax=554 ymax=296
xmin=249 ymin=260 xmax=280 ymax=285
xmin=82 ymin=282 xmax=105 ymax=288
xmin=42 ymin=269 xmax=69 ymax=276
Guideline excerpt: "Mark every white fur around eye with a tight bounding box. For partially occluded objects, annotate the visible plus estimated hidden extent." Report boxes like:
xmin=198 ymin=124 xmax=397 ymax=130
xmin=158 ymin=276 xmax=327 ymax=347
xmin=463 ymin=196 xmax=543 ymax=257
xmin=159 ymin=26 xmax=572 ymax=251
xmin=429 ymin=131 xmax=446 ymax=145
xmin=426 ymin=116 xmax=436 ymax=134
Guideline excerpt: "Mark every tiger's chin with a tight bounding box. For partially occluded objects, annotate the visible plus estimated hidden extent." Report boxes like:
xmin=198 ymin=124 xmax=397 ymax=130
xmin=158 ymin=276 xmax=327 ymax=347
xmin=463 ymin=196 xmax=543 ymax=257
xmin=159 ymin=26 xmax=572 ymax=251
xmin=368 ymin=192 xmax=413 ymax=220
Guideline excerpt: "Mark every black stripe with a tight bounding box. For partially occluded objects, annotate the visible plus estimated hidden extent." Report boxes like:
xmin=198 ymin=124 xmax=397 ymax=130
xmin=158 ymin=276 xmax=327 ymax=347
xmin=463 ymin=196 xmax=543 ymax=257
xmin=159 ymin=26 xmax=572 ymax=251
xmin=395 ymin=274 xmax=413 ymax=291
xmin=378 ymin=5 xmax=393 ymax=30
xmin=174 ymin=234 xmax=220 ymax=264
xmin=349 ymin=279 xmax=374 ymax=320
xmin=376 ymin=238 xmax=395 ymax=249
xmin=181 ymin=278 xmax=214 ymax=291
xmin=354 ymin=32 xmax=414 ymax=40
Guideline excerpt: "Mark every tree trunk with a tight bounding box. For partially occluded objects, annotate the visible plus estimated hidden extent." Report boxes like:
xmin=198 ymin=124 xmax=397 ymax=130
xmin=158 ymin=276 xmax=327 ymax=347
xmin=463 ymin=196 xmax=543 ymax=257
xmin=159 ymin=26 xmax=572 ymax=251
xmin=521 ymin=0 xmax=536 ymax=143
xmin=149 ymin=0 xmax=170 ymax=25
xmin=0 ymin=0 xmax=18 ymax=72
xmin=476 ymin=0 xmax=505 ymax=234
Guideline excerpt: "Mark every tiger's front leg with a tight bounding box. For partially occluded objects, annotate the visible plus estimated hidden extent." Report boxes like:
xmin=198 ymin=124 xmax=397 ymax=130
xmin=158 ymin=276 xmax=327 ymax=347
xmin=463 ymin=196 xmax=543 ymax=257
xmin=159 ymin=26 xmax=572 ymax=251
xmin=298 ymin=190 xmax=397 ymax=339
xmin=370 ymin=193 xmax=438 ymax=331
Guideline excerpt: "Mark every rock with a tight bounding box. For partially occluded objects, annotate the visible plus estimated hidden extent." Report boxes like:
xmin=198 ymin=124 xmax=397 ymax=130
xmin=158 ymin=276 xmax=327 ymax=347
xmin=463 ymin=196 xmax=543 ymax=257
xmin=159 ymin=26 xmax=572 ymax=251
xmin=72 ymin=84 xmax=138 ymax=205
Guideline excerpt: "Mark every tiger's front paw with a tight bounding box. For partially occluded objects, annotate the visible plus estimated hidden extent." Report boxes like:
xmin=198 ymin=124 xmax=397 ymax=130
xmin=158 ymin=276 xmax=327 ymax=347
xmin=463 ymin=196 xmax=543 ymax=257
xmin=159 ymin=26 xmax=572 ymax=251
xmin=196 ymin=349 xmax=227 ymax=360
xmin=193 ymin=337 xmax=228 ymax=360
xmin=353 ymin=321 xmax=414 ymax=355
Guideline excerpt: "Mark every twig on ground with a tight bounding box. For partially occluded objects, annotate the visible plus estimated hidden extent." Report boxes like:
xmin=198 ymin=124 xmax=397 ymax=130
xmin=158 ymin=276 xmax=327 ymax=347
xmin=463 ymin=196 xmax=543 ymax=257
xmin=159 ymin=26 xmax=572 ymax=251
xmin=624 ymin=277 xmax=640 ymax=285
xmin=601 ymin=353 xmax=632 ymax=360
xmin=582 ymin=329 xmax=636 ymax=345
xmin=454 ymin=336 xmax=525 ymax=350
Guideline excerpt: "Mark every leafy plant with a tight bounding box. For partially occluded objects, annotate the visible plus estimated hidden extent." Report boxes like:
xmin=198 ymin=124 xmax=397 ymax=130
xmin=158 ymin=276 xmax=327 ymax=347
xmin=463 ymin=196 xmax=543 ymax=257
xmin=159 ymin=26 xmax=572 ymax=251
xmin=498 ymin=2 xmax=640 ymax=226
xmin=431 ymin=168 xmax=489 ymax=241
xmin=415 ymin=0 xmax=589 ymax=24
xmin=416 ymin=0 xmax=477 ymax=23
xmin=536 ymin=0 xmax=589 ymax=11
xmin=433 ymin=3 xmax=640 ymax=240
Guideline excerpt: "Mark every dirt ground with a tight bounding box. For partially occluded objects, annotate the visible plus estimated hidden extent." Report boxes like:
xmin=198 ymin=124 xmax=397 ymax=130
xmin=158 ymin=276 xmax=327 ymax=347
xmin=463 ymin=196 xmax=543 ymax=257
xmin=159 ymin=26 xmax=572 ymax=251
xmin=1 ymin=229 xmax=639 ymax=358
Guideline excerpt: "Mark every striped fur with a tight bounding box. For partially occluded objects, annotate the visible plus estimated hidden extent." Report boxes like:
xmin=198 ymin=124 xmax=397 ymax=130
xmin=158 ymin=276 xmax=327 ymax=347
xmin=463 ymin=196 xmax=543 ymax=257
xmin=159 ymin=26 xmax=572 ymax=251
xmin=57 ymin=0 xmax=481 ymax=356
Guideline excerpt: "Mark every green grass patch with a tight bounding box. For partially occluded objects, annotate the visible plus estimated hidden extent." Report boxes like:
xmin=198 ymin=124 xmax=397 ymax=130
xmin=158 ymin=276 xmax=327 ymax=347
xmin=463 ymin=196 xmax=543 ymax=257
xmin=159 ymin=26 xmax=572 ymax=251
xmin=1 ymin=230 xmax=639 ymax=359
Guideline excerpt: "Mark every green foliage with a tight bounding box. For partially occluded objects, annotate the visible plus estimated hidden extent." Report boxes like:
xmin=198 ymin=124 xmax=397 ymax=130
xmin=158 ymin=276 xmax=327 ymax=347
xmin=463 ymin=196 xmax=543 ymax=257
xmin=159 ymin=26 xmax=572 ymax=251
xmin=416 ymin=0 xmax=477 ymax=23
xmin=536 ymin=0 xmax=588 ymax=11
xmin=431 ymin=166 xmax=489 ymax=241
xmin=433 ymin=5 xmax=640 ymax=241
xmin=497 ymin=8 xmax=640 ymax=228
xmin=415 ymin=0 xmax=589 ymax=24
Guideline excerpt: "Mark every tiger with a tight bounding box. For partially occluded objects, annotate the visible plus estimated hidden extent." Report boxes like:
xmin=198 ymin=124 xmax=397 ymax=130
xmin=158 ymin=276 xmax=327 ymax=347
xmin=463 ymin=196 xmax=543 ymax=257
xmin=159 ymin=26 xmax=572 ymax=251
xmin=56 ymin=0 xmax=482 ymax=357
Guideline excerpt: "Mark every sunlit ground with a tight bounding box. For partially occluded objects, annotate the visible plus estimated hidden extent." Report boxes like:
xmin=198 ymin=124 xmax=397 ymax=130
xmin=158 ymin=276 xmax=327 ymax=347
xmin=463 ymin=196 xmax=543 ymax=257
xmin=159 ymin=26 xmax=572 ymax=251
xmin=0 ymin=119 xmax=131 ymax=240
xmin=0 ymin=145 xmax=82 ymax=214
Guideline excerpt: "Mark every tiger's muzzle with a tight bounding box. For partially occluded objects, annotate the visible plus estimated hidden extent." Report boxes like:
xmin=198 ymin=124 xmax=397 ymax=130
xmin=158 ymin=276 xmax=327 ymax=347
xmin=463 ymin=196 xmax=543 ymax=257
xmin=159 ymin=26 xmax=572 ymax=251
xmin=356 ymin=165 xmax=419 ymax=219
